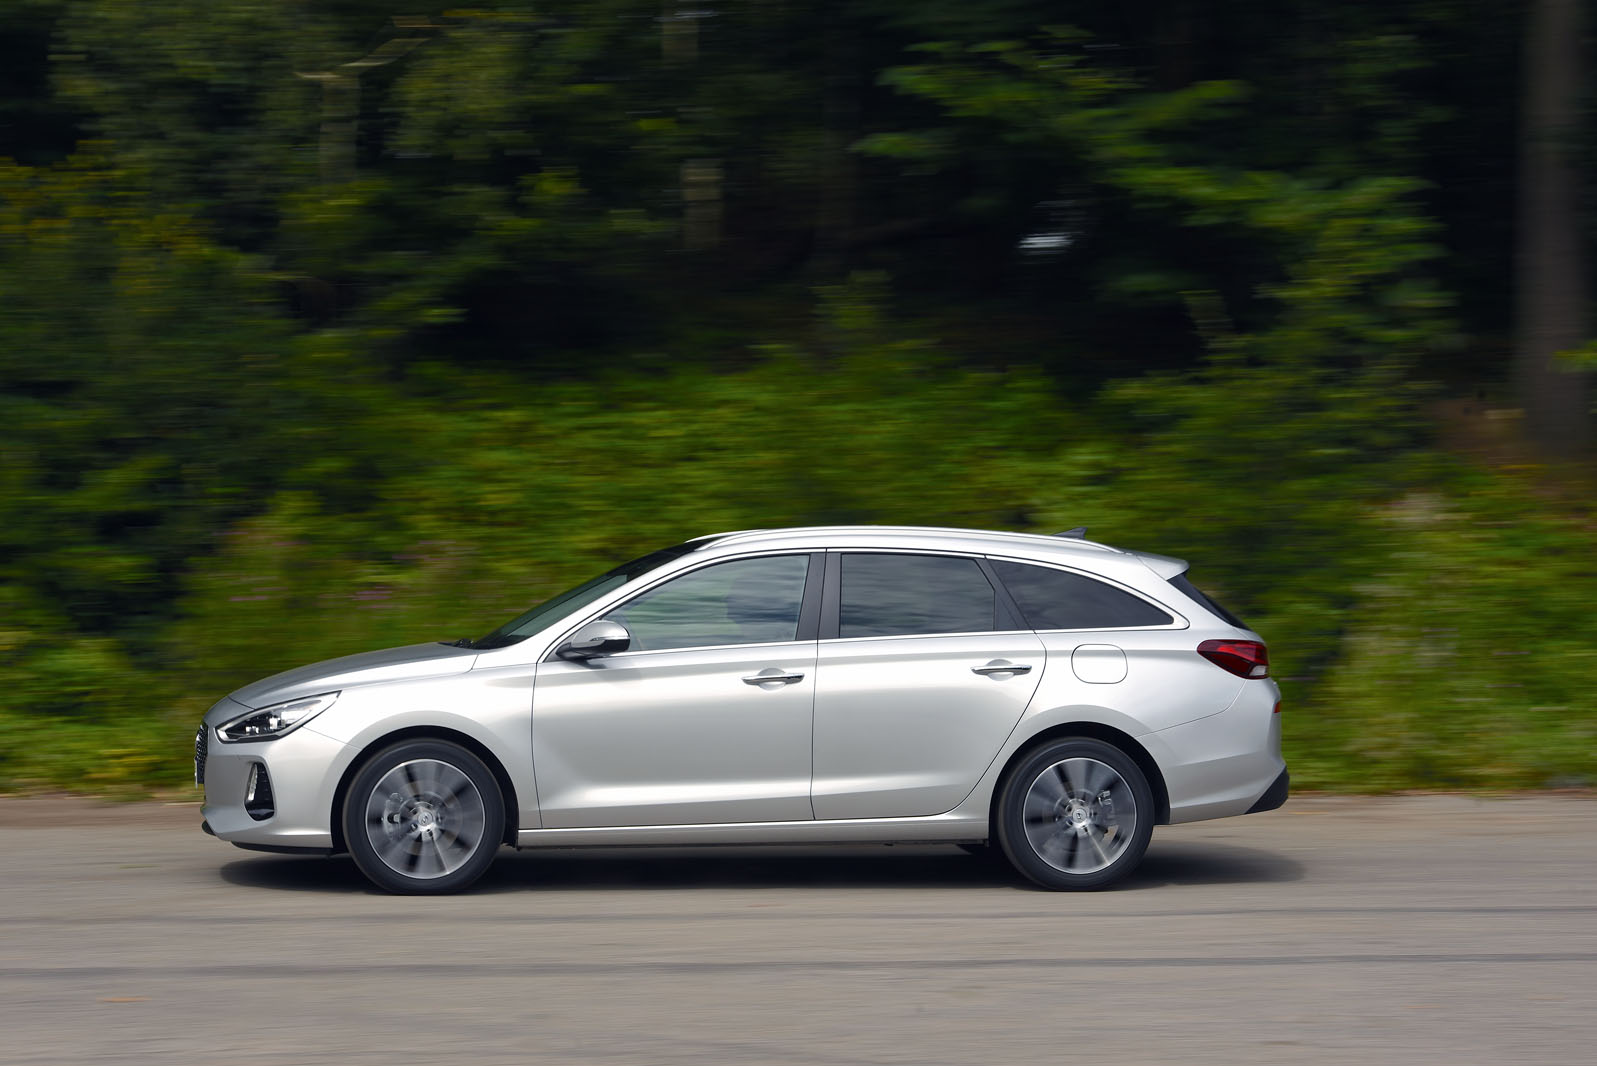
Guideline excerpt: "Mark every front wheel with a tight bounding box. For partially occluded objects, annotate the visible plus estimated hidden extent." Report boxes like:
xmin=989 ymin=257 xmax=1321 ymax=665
xmin=996 ymin=738 xmax=1154 ymax=890
xmin=342 ymin=739 xmax=505 ymax=895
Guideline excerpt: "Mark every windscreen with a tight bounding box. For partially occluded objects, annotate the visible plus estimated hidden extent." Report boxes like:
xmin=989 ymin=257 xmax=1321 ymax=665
xmin=468 ymin=540 xmax=709 ymax=649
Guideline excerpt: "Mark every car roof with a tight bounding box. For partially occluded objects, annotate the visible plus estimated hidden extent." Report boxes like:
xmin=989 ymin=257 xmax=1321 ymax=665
xmin=691 ymin=525 xmax=1187 ymax=579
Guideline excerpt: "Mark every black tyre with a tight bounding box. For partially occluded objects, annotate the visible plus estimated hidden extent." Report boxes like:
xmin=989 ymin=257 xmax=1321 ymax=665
xmin=342 ymin=739 xmax=505 ymax=895
xmin=996 ymin=737 xmax=1154 ymax=890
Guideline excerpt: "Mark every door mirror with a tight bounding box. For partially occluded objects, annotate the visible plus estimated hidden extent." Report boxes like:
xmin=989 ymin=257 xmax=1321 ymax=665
xmin=555 ymin=619 xmax=631 ymax=662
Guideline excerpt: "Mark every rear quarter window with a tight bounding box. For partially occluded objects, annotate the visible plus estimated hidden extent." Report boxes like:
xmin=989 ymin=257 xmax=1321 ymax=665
xmin=1168 ymin=573 xmax=1248 ymax=628
xmin=991 ymin=560 xmax=1174 ymax=630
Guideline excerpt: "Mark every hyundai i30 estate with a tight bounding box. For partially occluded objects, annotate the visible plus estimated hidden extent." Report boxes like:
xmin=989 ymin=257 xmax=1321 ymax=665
xmin=196 ymin=526 xmax=1287 ymax=893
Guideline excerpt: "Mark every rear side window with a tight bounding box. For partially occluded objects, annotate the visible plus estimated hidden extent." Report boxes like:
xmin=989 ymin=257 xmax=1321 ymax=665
xmin=839 ymin=554 xmax=996 ymax=637
xmin=1168 ymin=573 xmax=1248 ymax=628
xmin=991 ymin=560 xmax=1174 ymax=630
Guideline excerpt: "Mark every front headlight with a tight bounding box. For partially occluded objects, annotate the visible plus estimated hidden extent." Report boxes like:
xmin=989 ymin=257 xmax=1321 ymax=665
xmin=217 ymin=692 xmax=339 ymax=743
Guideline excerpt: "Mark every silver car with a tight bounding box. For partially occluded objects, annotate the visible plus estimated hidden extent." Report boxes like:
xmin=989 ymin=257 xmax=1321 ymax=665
xmin=197 ymin=526 xmax=1285 ymax=893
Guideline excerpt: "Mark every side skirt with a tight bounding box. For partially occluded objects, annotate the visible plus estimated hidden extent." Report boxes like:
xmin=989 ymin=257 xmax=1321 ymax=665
xmin=515 ymin=812 xmax=988 ymax=849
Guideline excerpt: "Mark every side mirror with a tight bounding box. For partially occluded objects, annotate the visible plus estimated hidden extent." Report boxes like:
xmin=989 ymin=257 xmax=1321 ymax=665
xmin=555 ymin=619 xmax=631 ymax=662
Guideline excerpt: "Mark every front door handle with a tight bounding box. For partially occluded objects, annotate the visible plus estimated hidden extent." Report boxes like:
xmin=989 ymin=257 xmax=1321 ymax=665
xmin=972 ymin=660 xmax=1033 ymax=676
xmin=743 ymin=669 xmax=805 ymax=686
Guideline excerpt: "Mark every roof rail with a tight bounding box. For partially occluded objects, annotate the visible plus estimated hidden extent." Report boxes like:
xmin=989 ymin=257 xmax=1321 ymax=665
xmin=1054 ymin=527 xmax=1088 ymax=539
xmin=701 ymin=525 xmax=1117 ymax=553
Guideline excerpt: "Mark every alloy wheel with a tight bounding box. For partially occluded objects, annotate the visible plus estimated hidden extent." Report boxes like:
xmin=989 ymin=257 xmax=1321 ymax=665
xmin=363 ymin=758 xmax=488 ymax=880
xmin=1020 ymin=757 xmax=1138 ymax=875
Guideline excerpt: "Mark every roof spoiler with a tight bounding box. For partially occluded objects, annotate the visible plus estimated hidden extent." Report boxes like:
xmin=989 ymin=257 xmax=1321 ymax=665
xmin=1132 ymin=550 xmax=1188 ymax=580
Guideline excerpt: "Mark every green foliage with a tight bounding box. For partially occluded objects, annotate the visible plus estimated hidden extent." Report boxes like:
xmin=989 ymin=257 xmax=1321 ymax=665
xmin=870 ymin=30 xmax=1453 ymax=686
xmin=0 ymin=2 xmax=1592 ymax=795
xmin=165 ymin=280 xmax=1064 ymax=699
xmin=1296 ymin=473 xmax=1597 ymax=789
xmin=0 ymin=154 xmax=297 ymax=638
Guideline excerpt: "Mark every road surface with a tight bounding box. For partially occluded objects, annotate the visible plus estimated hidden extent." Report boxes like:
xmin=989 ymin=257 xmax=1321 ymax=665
xmin=1 ymin=794 xmax=1593 ymax=1065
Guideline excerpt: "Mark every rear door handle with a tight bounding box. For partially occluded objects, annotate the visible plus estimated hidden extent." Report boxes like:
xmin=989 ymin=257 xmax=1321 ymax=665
xmin=743 ymin=670 xmax=805 ymax=685
xmin=972 ymin=660 xmax=1033 ymax=676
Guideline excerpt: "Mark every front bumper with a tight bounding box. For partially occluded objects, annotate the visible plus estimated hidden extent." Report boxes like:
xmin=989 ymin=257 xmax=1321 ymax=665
xmin=197 ymin=709 xmax=352 ymax=850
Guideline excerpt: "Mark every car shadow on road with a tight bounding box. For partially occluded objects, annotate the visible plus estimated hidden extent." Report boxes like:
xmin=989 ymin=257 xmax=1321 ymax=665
xmin=219 ymin=840 xmax=1301 ymax=894
xmin=1123 ymin=841 xmax=1304 ymax=889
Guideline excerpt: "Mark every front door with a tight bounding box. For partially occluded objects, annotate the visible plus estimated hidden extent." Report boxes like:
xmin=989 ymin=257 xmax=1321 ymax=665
xmin=532 ymin=553 xmax=819 ymax=828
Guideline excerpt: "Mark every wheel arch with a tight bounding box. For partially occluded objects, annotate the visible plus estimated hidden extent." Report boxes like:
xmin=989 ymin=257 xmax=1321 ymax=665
xmin=329 ymin=726 xmax=521 ymax=853
xmin=988 ymin=722 xmax=1171 ymax=838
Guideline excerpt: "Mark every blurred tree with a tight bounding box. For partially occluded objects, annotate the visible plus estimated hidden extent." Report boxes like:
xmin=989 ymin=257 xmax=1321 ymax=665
xmin=1 ymin=0 xmax=1594 ymax=792
xmin=0 ymin=0 xmax=80 ymax=165
xmin=1516 ymin=0 xmax=1591 ymax=454
xmin=296 ymin=19 xmax=435 ymax=184
xmin=0 ymin=155 xmax=300 ymax=647
xmin=866 ymin=29 xmax=1448 ymax=678
xmin=56 ymin=0 xmax=317 ymax=246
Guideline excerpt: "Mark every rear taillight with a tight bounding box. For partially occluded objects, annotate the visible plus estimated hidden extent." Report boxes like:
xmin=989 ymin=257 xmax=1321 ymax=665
xmin=1198 ymin=639 xmax=1269 ymax=679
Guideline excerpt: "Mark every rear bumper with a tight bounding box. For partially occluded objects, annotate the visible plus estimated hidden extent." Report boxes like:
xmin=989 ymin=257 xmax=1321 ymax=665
xmin=1246 ymin=768 xmax=1289 ymax=814
xmin=1144 ymin=678 xmax=1286 ymax=823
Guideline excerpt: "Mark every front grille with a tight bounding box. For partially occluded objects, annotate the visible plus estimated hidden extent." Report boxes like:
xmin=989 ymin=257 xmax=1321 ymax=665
xmin=194 ymin=728 xmax=208 ymax=786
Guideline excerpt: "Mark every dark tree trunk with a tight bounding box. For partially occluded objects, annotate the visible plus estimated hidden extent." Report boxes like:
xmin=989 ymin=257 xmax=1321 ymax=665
xmin=1516 ymin=0 xmax=1592 ymax=455
xmin=807 ymin=3 xmax=859 ymax=278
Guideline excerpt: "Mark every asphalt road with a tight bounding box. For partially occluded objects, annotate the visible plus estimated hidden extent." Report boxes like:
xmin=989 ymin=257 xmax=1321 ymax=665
xmin=2 ymin=794 xmax=1593 ymax=1065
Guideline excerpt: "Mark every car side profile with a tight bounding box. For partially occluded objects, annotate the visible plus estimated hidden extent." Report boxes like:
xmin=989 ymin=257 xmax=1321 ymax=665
xmin=197 ymin=526 xmax=1286 ymax=893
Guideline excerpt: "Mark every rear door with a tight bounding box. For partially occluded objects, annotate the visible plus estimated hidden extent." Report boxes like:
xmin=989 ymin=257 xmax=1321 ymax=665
xmin=811 ymin=551 xmax=1045 ymax=819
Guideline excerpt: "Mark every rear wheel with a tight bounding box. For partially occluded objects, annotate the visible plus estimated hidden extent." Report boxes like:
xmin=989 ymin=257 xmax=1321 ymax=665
xmin=996 ymin=738 xmax=1153 ymax=890
xmin=342 ymin=739 xmax=505 ymax=895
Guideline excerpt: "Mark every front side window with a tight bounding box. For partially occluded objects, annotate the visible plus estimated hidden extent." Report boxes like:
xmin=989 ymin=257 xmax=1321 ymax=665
xmin=991 ymin=560 xmax=1174 ymax=630
xmin=603 ymin=554 xmax=811 ymax=652
xmin=838 ymin=553 xmax=997 ymax=638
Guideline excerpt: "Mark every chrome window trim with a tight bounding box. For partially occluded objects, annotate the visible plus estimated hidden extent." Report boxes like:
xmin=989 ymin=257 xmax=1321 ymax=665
xmin=982 ymin=553 xmax=1191 ymax=632
xmin=1027 ymin=622 xmax=1190 ymax=634
xmin=825 ymin=546 xmax=989 ymax=559
xmin=560 ymin=637 xmax=820 ymax=662
xmin=817 ymin=628 xmax=1037 ymax=647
